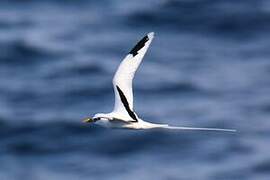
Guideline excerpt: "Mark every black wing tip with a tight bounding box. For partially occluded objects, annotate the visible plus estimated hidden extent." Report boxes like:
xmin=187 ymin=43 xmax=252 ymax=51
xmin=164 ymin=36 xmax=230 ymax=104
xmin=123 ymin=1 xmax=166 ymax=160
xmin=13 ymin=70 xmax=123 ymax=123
xmin=129 ymin=32 xmax=154 ymax=57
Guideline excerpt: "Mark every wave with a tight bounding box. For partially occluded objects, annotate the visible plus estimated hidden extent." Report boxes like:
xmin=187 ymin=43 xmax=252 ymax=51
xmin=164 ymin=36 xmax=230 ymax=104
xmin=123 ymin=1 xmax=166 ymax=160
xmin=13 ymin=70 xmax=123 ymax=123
xmin=0 ymin=40 xmax=57 ymax=65
xmin=0 ymin=120 xmax=208 ymax=156
xmin=125 ymin=0 xmax=270 ymax=35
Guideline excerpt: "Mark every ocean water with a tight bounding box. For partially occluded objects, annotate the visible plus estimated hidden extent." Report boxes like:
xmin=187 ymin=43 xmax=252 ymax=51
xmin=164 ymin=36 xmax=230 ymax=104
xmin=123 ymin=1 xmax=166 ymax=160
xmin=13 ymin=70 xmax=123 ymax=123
xmin=0 ymin=0 xmax=270 ymax=179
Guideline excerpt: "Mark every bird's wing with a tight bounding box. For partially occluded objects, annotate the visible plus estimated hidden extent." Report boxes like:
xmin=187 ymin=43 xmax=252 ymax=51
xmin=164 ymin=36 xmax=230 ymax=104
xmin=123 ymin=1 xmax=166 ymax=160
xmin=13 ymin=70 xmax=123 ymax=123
xmin=112 ymin=32 xmax=155 ymax=121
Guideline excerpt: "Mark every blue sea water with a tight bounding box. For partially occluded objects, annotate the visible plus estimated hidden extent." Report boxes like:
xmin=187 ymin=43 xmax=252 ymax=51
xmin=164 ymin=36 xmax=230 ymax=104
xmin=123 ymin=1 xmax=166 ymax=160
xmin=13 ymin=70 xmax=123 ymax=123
xmin=0 ymin=0 xmax=270 ymax=179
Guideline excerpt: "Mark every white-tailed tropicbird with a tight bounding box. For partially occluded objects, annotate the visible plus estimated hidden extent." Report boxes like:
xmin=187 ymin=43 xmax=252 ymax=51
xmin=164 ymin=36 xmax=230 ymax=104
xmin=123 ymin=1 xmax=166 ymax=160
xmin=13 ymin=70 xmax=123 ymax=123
xmin=84 ymin=32 xmax=236 ymax=132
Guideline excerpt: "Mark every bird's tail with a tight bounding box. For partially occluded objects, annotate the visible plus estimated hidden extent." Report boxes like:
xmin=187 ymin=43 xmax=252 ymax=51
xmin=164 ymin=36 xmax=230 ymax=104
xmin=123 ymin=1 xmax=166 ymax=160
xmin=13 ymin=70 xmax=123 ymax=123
xmin=160 ymin=124 xmax=236 ymax=132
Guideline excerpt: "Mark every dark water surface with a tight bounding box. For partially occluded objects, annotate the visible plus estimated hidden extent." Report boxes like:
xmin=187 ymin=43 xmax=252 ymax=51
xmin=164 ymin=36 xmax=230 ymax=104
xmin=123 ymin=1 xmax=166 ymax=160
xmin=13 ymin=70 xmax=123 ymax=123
xmin=1 ymin=0 xmax=270 ymax=179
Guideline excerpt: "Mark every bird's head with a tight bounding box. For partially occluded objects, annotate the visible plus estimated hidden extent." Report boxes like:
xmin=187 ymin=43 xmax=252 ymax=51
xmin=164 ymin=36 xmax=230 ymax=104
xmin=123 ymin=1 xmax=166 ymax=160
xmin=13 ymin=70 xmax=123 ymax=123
xmin=83 ymin=113 xmax=106 ymax=124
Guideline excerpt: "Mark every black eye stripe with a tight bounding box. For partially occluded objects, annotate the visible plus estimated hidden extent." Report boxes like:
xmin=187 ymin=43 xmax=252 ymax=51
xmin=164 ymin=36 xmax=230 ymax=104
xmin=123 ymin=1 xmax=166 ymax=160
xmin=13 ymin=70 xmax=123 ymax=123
xmin=94 ymin=117 xmax=101 ymax=121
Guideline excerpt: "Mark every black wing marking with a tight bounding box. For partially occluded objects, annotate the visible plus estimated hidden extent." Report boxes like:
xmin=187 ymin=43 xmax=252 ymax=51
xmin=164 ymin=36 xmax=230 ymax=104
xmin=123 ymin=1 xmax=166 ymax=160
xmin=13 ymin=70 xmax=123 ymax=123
xmin=110 ymin=118 xmax=134 ymax=124
xmin=129 ymin=35 xmax=149 ymax=57
xmin=116 ymin=86 xmax=138 ymax=122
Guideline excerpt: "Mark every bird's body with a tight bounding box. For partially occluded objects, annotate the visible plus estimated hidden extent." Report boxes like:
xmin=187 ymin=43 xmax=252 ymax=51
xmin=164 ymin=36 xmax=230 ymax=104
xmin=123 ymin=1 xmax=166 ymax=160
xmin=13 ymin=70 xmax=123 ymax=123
xmin=84 ymin=32 xmax=236 ymax=132
xmin=89 ymin=112 xmax=168 ymax=130
xmin=95 ymin=118 xmax=168 ymax=130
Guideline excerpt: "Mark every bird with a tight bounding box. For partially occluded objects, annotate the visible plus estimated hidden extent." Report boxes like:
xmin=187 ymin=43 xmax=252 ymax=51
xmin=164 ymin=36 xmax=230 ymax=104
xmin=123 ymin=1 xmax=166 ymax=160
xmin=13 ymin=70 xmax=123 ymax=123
xmin=83 ymin=32 xmax=236 ymax=132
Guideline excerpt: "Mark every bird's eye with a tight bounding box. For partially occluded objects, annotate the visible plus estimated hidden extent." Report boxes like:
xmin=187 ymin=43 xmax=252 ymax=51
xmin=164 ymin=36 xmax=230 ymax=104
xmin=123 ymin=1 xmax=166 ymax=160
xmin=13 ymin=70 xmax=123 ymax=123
xmin=94 ymin=117 xmax=101 ymax=121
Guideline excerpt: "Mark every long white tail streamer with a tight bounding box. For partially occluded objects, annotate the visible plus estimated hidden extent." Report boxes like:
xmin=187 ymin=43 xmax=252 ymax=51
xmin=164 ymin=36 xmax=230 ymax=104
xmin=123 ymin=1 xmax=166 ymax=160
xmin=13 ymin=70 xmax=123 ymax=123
xmin=161 ymin=125 xmax=236 ymax=132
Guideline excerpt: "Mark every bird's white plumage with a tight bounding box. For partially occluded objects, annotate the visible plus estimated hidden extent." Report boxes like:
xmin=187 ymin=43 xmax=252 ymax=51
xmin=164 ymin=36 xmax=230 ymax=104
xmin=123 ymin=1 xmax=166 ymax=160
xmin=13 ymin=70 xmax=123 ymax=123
xmin=112 ymin=32 xmax=154 ymax=120
xmin=87 ymin=32 xmax=236 ymax=132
